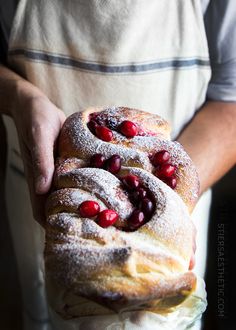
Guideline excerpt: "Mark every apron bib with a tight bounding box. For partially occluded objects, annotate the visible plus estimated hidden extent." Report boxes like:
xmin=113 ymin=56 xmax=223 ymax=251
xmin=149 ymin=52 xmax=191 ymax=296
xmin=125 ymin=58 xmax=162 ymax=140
xmin=4 ymin=1 xmax=211 ymax=329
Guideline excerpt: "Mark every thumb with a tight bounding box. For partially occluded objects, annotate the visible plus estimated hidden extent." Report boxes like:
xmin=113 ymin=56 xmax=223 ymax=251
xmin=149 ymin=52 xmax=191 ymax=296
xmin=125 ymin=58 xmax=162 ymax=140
xmin=31 ymin=127 xmax=55 ymax=195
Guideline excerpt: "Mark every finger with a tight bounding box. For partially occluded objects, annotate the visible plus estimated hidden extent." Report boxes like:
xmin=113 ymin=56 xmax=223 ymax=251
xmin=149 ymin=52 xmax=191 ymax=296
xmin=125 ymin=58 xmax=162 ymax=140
xmin=29 ymin=123 xmax=55 ymax=194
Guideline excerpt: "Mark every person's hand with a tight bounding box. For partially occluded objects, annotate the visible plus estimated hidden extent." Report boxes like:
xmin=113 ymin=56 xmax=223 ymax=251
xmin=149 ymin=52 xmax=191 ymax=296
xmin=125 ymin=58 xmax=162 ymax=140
xmin=11 ymin=84 xmax=66 ymax=226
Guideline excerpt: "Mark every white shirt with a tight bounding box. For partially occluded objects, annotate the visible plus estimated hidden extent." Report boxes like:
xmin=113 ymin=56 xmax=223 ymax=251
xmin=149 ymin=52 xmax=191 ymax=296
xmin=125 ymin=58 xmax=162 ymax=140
xmin=1 ymin=0 xmax=236 ymax=103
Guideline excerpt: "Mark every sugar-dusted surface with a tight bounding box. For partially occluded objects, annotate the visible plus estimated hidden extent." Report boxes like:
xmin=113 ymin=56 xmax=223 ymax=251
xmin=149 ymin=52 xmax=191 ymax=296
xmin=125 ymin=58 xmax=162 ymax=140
xmin=46 ymin=188 xmax=107 ymax=217
xmin=53 ymin=168 xmax=134 ymax=223
xmin=59 ymin=111 xmax=153 ymax=171
xmin=45 ymin=167 xmax=194 ymax=313
xmin=92 ymin=106 xmax=171 ymax=138
xmin=58 ymin=107 xmax=199 ymax=211
xmin=45 ymin=106 xmax=199 ymax=316
xmin=45 ymin=207 xmax=196 ymax=314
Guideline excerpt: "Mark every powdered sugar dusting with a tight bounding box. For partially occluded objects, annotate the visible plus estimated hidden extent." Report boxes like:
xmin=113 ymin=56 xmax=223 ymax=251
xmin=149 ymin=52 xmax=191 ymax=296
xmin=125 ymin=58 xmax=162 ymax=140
xmin=58 ymin=108 xmax=199 ymax=210
xmin=45 ymin=107 xmax=198 ymax=315
xmin=54 ymin=168 xmax=134 ymax=222
xmin=93 ymin=106 xmax=170 ymax=138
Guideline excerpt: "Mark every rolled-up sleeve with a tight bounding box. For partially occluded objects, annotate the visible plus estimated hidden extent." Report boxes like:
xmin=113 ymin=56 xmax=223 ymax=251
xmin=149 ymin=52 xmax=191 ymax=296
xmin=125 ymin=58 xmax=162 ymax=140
xmin=204 ymin=0 xmax=236 ymax=102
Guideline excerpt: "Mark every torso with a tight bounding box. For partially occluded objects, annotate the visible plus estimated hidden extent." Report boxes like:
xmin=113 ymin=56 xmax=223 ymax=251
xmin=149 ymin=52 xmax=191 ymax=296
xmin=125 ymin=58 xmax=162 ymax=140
xmin=7 ymin=0 xmax=211 ymax=138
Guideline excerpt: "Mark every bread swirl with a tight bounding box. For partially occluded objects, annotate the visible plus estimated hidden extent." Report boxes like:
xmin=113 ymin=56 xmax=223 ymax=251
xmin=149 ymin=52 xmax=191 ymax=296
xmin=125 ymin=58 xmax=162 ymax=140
xmin=44 ymin=106 xmax=201 ymax=319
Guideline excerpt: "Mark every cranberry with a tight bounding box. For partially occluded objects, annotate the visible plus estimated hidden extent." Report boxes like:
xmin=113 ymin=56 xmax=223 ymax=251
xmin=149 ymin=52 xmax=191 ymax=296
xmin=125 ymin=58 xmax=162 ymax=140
xmin=97 ymin=209 xmax=119 ymax=228
xmin=105 ymin=155 xmax=121 ymax=174
xmin=90 ymin=154 xmax=106 ymax=168
xmin=163 ymin=175 xmax=177 ymax=189
xmin=130 ymin=188 xmax=147 ymax=204
xmin=118 ymin=120 xmax=138 ymax=138
xmin=79 ymin=200 xmax=100 ymax=217
xmin=95 ymin=126 xmax=113 ymax=142
xmin=151 ymin=150 xmax=170 ymax=166
xmin=87 ymin=120 xmax=98 ymax=134
xmin=128 ymin=210 xmax=145 ymax=230
xmin=139 ymin=198 xmax=154 ymax=218
xmin=122 ymin=174 xmax=141 ymax=190
xmin=154 ymin=163 xmax=176 ymax=178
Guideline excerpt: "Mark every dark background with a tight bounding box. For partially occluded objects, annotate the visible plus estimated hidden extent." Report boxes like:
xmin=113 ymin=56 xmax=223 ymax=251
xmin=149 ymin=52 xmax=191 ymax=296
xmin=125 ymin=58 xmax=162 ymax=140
xmin=204 ymin=165 xmax=236 ymax=330
xmin=0 ymin=116 xmax=235 ymax=330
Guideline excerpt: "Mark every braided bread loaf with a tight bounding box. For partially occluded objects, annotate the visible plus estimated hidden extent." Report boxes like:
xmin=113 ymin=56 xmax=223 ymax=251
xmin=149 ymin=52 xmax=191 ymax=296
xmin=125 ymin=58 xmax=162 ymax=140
xmin=44 ymin=106 xmax=202 ymax=320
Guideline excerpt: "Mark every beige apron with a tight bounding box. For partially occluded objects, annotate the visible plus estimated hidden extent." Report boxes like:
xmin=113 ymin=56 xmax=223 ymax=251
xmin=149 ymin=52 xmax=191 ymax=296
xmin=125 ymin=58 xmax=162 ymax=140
xmin=4 ymin=0 xmax=211 ymax=329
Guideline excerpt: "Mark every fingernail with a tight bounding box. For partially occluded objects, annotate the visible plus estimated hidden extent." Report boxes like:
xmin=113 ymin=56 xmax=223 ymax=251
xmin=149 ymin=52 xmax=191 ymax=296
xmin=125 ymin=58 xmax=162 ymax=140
xmin=35 ymin=175 xmax=47 ymax=193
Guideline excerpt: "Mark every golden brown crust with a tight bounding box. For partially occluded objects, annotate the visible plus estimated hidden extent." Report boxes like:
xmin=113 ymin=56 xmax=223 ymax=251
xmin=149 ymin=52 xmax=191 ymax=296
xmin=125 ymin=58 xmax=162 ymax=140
xmin=45 ymin=106 xmax=199 ymax=317
xmin=46 ymin=269 xmax=196 ymax=317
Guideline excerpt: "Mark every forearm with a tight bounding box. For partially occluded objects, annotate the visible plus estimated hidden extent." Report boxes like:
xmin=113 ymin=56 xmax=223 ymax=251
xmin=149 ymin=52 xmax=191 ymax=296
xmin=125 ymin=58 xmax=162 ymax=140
xmin=0 ymin=64 xmax=45 ymax=117
xmin=177 ymin=101 xmax=236 ymax=195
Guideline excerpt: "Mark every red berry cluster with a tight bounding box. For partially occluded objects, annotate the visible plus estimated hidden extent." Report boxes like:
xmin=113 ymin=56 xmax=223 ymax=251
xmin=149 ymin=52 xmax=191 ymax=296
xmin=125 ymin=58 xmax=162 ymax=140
xmin=79 ymin=173 xmax=155 ymax=230
xmin=150 ymin=150 xmax=177 ymax=189
xmin=88 ymin=119 xmax=114 ymax=142
xmin=79 ymin=200 xmax=119 ymax=228
xmin=121 ymin=174 xmax=155 ymax=230
xmin=90 ymin=154 xmax=121 ymax=174
xmin=87 ymin=117 xmax=138 ymax=141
